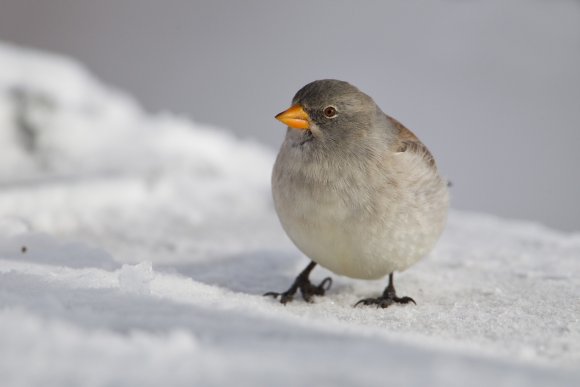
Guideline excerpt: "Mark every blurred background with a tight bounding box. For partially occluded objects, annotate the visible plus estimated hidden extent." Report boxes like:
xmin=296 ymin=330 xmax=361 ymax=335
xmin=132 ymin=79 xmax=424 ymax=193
xmin=0 ymin=0 xmax=578 ymax=232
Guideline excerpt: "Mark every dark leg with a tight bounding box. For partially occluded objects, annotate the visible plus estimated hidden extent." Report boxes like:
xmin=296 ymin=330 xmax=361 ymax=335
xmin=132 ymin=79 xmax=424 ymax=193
xmin=354 ymin=273 xmax=416 ymax=308
xmin=264 ymin=261 xmax=332 ymax=305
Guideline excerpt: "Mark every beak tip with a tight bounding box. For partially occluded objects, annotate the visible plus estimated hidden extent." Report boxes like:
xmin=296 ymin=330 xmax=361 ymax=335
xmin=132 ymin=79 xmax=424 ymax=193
xmin=275 ymin=104 xmax=310 ymax=130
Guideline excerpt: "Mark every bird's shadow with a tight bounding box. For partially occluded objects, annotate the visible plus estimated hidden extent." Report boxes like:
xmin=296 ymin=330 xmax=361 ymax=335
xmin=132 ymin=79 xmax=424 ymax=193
xmin=159 ymin=250 xmax=300 ymax=295
xmin=159 ymin=250 xmax=350 ymax=297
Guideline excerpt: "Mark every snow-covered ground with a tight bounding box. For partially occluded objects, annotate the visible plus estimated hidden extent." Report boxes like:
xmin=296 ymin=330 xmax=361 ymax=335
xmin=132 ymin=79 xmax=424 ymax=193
xmin=0 ymin=42 xmax=578 ymax=387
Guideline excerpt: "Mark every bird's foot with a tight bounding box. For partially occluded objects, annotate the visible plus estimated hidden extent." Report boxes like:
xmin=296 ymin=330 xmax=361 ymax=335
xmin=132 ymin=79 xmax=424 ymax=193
xmin=354 ymin=273 xmax=416 ymax=308
xmin=264 ymin=276 xmax=332 ymax=305
xmin=354 ymin=294 xmax=416 ymax=308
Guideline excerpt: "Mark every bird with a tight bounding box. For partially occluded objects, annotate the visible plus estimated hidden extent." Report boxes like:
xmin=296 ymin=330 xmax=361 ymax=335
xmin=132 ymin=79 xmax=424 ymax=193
xmin=264 ymin=79 xmax=449 ymax=308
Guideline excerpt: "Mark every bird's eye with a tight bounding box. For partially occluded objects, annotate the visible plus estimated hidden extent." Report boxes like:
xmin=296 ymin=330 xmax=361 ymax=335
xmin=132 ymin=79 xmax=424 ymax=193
xmin=323 ymin=106 xmax=337 ymax=118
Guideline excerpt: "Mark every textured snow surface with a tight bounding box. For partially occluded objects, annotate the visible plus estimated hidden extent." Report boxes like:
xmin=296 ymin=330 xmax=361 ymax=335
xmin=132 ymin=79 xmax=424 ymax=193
xmin=0 ymin=42 xmax=579 ymax=387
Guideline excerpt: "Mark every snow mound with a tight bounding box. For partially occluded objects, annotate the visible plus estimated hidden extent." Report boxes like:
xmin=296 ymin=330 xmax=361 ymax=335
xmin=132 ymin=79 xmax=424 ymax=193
xmin=0 ymin=41 xmax=579 ymax=386
xmin=0 ymin=41 xmax=281 ymax=263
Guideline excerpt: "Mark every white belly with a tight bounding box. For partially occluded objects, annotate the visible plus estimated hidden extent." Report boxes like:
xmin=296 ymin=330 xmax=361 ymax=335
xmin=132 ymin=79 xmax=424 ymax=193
xmin=272 ymin=150 xmax=448 ymax=280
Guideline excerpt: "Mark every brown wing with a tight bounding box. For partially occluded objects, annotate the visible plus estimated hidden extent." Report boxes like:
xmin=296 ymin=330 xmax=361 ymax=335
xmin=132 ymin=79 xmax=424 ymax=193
xmin=386 ymin=115 xmax=436 ymax=168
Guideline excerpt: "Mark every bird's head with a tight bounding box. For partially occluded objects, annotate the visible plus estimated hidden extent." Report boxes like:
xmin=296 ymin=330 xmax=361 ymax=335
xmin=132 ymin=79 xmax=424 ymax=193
xmin=275 ymin=79 xmax=386 ymax=150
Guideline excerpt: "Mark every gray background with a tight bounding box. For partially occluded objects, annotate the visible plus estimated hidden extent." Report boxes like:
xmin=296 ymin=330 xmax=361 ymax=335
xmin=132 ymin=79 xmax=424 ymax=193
xmin=1 ymin=0 xmax=579 ymax=232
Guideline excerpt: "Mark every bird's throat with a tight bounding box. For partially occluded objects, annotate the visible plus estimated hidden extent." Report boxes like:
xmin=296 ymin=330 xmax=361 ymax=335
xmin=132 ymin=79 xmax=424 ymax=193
xmin=294 ymin=130 xmax=314 ymax=147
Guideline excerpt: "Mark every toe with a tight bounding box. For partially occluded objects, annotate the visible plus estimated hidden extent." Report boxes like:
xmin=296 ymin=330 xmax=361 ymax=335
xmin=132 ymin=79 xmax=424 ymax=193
xmin=354 ymin=298 xmax=376 ymax=307
xmin=300 ymin=289 xmax=314 ymax=303
xmin=280 ymin=293 xmax=294 ymax=304
xmin=378 ymin=298 xmax=394 ymax=308
xmin=318 ymin=277 xmax=333 ymax=291
xmin=395 ymin=296 xmax=416 ymax=305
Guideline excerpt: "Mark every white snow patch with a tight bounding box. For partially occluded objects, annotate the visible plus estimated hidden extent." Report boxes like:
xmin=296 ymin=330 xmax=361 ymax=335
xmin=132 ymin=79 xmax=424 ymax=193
xmin=0 ymin=41 xmax=579 ymax=386
xmin=119 ymin=262 xmax=155 ymax=295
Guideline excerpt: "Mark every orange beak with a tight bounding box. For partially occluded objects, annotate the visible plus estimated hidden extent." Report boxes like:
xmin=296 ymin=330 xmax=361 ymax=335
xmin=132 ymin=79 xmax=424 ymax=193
xmin=275 ymin=104 xmax=310 ymax=130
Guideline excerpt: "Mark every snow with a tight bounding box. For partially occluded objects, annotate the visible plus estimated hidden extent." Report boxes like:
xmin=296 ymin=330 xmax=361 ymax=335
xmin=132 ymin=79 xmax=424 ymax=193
xmin=0 ymin=41 xmax=579 ymax=387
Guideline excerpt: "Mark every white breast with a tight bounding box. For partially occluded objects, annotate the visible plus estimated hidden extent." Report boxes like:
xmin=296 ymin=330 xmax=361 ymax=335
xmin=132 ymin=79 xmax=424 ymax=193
xmin=272 ymin=142 xmax=448 ymax=280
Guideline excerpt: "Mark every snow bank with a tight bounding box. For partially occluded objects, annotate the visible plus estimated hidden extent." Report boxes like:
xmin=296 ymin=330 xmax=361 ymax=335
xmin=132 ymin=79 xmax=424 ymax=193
xmin=0 ymin=41 xmax=282 ymax=264
xmin=0 ymin=41 xmax=578 ymax=387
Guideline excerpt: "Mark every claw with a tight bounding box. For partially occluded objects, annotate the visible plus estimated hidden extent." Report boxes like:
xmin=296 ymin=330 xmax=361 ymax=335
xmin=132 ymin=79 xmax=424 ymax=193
xmin=354 ymin=273 xmax=416 ymax=309
xmin=395 ymin=296 xmax=416 ymax=305
xmin=319 ymin=277 xmax=332 ymax=291
xmin=354 ymin=294 xmax=416 ymax=308
xmin=263 ymin=291 xmax=295 ymax=305
xmin=354 ymin=298 xmax=373 ymax=308
xmin=263 ymin=261 xmax=332 ymax=305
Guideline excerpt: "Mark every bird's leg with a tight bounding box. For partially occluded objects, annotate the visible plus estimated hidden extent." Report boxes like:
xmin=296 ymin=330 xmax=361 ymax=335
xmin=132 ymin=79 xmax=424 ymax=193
xmin=354 ymin=273 xmax=416 ymax=308
xmin=264 ymin=261 xmax=332 ymax=305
